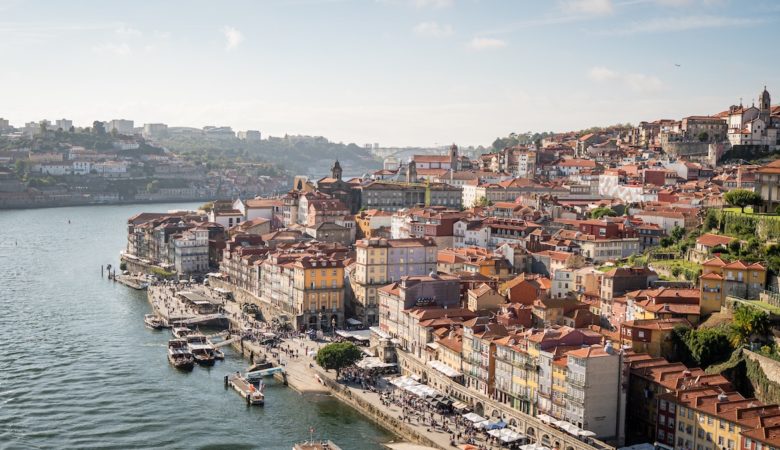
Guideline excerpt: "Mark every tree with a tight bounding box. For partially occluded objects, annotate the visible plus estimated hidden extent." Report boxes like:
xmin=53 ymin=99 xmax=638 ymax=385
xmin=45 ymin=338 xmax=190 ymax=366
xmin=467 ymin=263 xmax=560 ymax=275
xmin=670 ymin=225 xmax=686 ymax=242
xmin=698 ymin=131 xmax=709 ymax=142
xmin=92 ymin=121 xmax=105 ymax=135
xmin=724 ymin=189 xmax=763 ymax=213
xmin=704 ymin=209 xmax=719 ymax=231
xmin=68 ymin=125 xmax=75 ymax=133
xmin=315 ymin=342 xmax=362 ymax=379
xmin=675 ymin=326 xmax=733 ymax=368
xmin=591 ymin=207 xmax=617 ymax=219
xmin=728 ymin=239 xmax=741 ymax=256
xmin=730 ymin=305 xmax=770 ymax=347
xmin=475 ymin=196 xmax=492 ymax=207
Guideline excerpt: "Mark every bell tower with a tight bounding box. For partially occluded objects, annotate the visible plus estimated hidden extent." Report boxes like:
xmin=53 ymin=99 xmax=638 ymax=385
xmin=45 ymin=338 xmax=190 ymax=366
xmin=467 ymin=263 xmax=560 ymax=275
xmin=759 ymin=86 xmax=771 ymax=123
xmin=331 ymin=160 xmax=342 ymax=181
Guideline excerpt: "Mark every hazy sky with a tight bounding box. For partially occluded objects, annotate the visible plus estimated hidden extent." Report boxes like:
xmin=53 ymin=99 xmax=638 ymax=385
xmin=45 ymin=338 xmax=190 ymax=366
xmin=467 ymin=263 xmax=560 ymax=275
xmin=0 ymin=0 xmax=778 ymax=147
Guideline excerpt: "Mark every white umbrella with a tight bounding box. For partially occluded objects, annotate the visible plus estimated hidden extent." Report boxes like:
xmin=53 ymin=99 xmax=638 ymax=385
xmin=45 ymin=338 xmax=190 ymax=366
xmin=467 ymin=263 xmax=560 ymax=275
xmin=578 ymin=430 xmax=597 ymax=438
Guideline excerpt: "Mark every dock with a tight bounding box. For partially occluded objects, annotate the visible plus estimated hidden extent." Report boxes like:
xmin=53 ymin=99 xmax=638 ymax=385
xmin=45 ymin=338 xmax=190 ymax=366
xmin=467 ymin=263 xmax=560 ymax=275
xmin=225 ymin=373 xmax=264 ymax=406
xmin=115 ymin=274 xmax=148 ymax=290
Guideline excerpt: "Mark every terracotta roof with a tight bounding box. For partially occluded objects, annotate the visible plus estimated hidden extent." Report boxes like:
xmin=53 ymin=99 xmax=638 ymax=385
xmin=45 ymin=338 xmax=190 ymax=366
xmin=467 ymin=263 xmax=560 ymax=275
xmin=697 ymin=233 xmax=734 ymax=247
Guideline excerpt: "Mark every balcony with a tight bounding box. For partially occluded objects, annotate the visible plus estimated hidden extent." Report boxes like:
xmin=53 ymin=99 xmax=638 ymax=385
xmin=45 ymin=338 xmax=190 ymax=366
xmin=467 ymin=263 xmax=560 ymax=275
xmin=565 ymin=376 xmax=587 ymax=388
xmin=565 ymin=392 xmax=584 ymax=404
xmin=552 ymin=395 xmax=566 ymax=407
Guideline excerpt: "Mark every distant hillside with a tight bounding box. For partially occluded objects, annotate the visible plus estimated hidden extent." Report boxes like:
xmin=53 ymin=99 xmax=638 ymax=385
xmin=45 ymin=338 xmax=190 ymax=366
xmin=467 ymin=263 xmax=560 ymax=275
xmin=159 ymin=134 xmax=380 ymax=176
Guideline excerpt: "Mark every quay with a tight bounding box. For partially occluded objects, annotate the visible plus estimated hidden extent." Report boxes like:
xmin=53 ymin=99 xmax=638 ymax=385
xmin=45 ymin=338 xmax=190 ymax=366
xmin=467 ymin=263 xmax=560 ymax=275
xmin=143 ymin=281 xmax=610 ymax=450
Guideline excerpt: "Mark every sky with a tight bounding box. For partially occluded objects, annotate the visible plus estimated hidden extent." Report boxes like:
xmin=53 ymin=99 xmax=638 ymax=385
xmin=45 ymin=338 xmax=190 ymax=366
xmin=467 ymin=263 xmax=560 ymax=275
xmin=0 ymin=0 xmax=778 ymax=147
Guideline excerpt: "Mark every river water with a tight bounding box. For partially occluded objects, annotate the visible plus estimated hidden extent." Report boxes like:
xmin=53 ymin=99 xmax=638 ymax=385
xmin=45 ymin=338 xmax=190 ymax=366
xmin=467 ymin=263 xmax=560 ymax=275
xmin=0 ymin=203 xmax=393 ymax=450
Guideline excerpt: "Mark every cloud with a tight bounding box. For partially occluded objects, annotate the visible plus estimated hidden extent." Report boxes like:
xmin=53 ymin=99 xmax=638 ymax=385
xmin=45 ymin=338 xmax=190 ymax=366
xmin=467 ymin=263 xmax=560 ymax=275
xmin=222 ymin=26 xmax=244 ymax=50
xmin=558 ymin=0 xmax=613 ymax=15
xmin=413 ymin=0 xmax=453 ymax=8
xmin=588 ymin=66 xmax=663 ymax=93
xmin=588 ymin=66 xmax=619 ymax=81
xmin=115 ymin=24 xmax=142 ymax=37
xmin=467 ymin=37 xmax=506 ymax=50
xmin=413 ymin=21 xmax=454 ymax=38
xmin=92 ymin=42 xmax=131 ymax=56
xmin=602 ymin=15 xmax=764 ymax=34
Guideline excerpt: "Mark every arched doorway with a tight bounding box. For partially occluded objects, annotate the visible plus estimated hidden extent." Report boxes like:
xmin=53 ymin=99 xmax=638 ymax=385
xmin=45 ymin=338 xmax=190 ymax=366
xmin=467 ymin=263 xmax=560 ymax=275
xmin=492 ymin=409 xmax=502 ymax=418
xmin=541 ymin=434 xmax=551 ymax=446
xmin=509 ymin=418 xmax=518 ymax=427
xmin=526 ymin=427 xmax=536 ymax=442
xmin=474 ymin=402 xmax=484 ymax=417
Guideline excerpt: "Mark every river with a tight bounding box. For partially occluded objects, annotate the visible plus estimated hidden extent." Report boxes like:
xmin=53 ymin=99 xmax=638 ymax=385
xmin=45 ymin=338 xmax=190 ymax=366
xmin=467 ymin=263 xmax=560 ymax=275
xmin=0 ymin=203 xmax=393 ymax=450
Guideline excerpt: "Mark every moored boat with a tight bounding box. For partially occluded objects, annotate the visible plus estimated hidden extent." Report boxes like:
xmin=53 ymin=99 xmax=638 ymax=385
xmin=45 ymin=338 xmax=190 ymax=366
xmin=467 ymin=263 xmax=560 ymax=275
xmin=186 ymin=334 xmax=216 ymax=365
xmin=144 ymin=314 xmax=165 ymax=329
xmin=171 ymin=326 xmax=193 ymax=338
xmin=293 ymin=440 xmax=341 ymax=450
xmin=167 ymin=339 xmax=194 ymax=370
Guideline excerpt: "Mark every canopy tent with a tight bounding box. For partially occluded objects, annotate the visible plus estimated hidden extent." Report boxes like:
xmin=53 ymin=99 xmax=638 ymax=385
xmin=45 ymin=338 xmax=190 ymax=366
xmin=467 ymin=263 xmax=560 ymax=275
xmin=483 ymin=420 xmax=507 ymax=430
xmin=463 ymin=412 xmax=487 ymax=423
xmin=520 ymin=444 xmax=551 ymax=450
xmin=355 ymin=357 xmax=396 ymax=370
xmin=427 ymin=360 xmax=463 ymax=378
xmin=390 ymin=376 xmax=419 ymax=389
xmin=554 ymin=421 xmax=583 ymax=436
xmin=578 ymin=430 xmax=597 ymax=438
xmin=335 ymin=329 xmax=370 ymax=341
xmin=346 ymin=318 xmax=362 ymax=325
xmin=536 ymin=414 xmax=554 ymax=424
xmin=488 ymin=428 xmax=526 ymax=443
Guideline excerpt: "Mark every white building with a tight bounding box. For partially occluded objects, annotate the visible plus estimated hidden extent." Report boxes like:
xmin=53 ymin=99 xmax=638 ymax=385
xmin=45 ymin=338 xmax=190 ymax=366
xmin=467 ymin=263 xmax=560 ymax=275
xmin=725 ymin=87 xmax=779 ymax=150
xmin=237 ymin=130 xmax=262 ymax=141
xmin=564 ymin=344 xmax=620 ymax=440
xmin=55 ymin=119 xmax=73 ymax=131
xmin=453 ymin=219 xmax=490 ymax=248
xmin=93 ymin=162 xmax=128 ymax=177
xmin=107 ymin=119 xmax=135 ymax=135
xmin=35 ymin=163 xmax=71 ymax=175
xmin=173 ymin=228 xmax=209 ymax=274
xmin=142 ymin=123 xmax=168 ymax=139
xmin=72 ymin=161 xmax=92 ymax=175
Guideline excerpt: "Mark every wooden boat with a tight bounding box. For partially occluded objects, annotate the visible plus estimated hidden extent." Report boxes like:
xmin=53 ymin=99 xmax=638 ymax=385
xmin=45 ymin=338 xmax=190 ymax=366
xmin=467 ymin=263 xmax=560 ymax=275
xmin=186 ymin=334 xmax=216 ymax=365
xmin=144 ymin=314 xmax=164 ymax=329
xmin=167 ymin=339 xmax=194 ymax=370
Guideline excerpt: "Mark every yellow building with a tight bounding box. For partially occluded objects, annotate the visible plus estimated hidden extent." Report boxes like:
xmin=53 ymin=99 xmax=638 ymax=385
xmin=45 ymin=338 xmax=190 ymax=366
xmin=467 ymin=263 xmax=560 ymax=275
xmin=699 ymin=257 xmax=767 ymax=315
xmin=293 ymin=256 xmax=345 ymax=330
xmin=658 ymin=387 xmax=780 ymax=450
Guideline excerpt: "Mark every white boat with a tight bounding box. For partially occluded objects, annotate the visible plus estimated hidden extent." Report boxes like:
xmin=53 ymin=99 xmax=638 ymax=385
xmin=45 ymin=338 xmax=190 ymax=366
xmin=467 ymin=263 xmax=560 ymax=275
xmin=171 ymin=326 xmax=193 ymax=338
xmin=144 ymin=314 xmax=164 ymax=329
xmin=293 ymin=440 xmax=341 ymax=450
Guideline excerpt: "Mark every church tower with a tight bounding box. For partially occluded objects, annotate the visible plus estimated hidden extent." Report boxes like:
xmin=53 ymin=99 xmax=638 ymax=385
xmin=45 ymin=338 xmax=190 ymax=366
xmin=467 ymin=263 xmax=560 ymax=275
xmin=449 ymin=143 xmax=459 ymax=171
xmin=759 ymin=86 xmax=771 ymax=123
xmin=406 ymin=159 xmax=418 ymax=183
xmin=331 ymin=160 xmax=342 ymax=181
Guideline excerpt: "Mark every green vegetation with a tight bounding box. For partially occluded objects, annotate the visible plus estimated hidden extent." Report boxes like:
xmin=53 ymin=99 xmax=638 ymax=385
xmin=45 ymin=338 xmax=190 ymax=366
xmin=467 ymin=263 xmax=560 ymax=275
xmin=159 ymin=134 xmax=378 ymax=175
xmin=150 ymin=267 xmax=175 ymax=278
xmin=315 ymin=342 xmax=363 ymax=379
xmin=674 ymin=325 xmax=734 ymax=369
xmin=649 ymin=259 xmax=702 ymax=281
xmin=730 ymin=305 xmax=771 ymax=347
xmin=590 ymin=207 xmax=617 ymax=219
xmin=724 ymin=189 xmax=764 ymax=213
xmin=475 ymin=196 xmax=493 ymax=207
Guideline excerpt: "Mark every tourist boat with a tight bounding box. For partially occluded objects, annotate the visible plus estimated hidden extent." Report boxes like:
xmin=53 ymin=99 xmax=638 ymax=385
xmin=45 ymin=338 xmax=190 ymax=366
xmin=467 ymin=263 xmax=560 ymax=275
xmin=167 ymin=339 xmax=194 ymax=370
xmin=144 ymin=314 xmax=165 ymax=329
xmin=186 ymin=334 xmax=217 ymax=365
xmin=171 ymin=326 xmax=193 ymax=338
xmin=293 ymin=440 xmax=341 ymax=450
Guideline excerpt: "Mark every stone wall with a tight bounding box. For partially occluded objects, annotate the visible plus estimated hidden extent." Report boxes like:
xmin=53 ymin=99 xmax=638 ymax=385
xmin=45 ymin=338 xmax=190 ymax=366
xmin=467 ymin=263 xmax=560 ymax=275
xmin=743 ymin=349 xmax=780 ymax=405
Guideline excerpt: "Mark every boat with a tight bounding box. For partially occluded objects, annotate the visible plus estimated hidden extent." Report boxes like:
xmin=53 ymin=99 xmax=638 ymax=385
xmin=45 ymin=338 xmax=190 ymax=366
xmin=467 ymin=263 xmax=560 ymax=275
xmin=186 ymin=334 xmax=217 ymax=365
xmin=293 ymin=440 xmax=341 ymax=450
xmin=144 ymin=314 xmax=165 ymax=329
xmin=167 ymin=339 xmax=194 ymax=370
xmin=225 ymin=373 xmax=264 ymax=405
xmin=171 ymin=326 xmax=193 ymax=338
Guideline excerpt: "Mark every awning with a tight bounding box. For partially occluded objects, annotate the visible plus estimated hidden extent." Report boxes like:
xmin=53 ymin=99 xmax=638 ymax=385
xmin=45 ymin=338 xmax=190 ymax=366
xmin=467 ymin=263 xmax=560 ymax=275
xmin=536 ymin=414 xmax=554 ymax=424
xmin=520 ymin=444 xmax=551 ymax=450
xmin=355 ymin=357 xmax=396 ymax=370
xmin=346 ymin=318 xmax=362 ymax=325
xmin=452 ymin=401 xmax=470 ymax=411
xmin=427 ymin=360 xmax=463 ymax=378
xmin=488 ymin=428 xmax=526 ymax=443
xmin=463 ymin=412 xmax=486 ymax=423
